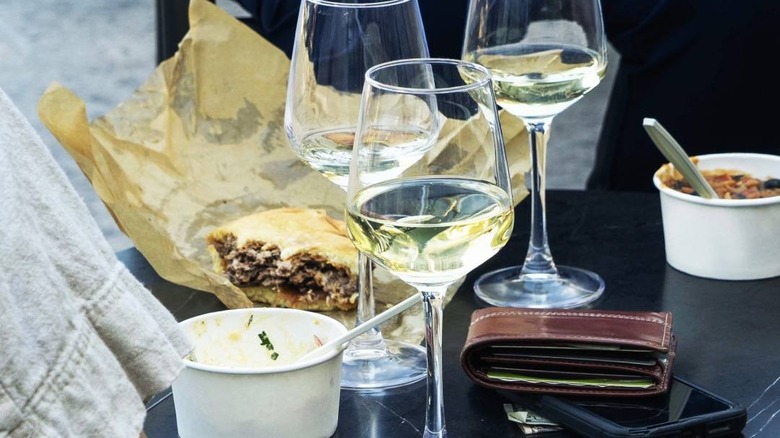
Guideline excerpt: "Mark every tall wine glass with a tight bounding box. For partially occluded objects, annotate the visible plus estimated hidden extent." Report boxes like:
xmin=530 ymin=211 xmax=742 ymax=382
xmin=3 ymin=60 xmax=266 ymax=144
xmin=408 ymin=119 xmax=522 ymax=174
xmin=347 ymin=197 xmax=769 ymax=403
xmin=347 ymin=58 xmax=514 ymax=438
xmin=463 ymin=0 xmax=607 ymax=308
xmin=284 ymin=0 xmax=430 ymax=389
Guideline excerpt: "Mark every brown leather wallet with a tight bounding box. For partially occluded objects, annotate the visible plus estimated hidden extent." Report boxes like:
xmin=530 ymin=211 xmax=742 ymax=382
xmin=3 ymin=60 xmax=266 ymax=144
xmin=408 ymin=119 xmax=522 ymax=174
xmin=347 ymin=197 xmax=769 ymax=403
xmin=460 ymin=308 xmax=677 ymax=397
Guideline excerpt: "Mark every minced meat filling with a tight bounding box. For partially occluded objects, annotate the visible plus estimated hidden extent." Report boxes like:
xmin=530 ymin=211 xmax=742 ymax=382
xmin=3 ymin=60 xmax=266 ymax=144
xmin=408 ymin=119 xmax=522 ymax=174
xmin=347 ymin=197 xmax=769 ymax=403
xmin=214 ymin=236 xmax=356 ymax=299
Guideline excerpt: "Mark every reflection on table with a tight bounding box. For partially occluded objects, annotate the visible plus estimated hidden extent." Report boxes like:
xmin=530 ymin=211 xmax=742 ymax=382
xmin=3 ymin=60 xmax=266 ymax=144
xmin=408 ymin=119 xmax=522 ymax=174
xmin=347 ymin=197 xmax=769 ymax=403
xmin=135 ymin=190 xmax=780 ymax=437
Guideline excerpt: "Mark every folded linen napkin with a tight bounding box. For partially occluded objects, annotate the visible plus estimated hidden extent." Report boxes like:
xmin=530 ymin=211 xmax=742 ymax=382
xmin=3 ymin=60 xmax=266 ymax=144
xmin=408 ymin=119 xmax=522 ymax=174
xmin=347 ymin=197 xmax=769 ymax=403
xmin=0 ymin=87 xmax=192 ymax=436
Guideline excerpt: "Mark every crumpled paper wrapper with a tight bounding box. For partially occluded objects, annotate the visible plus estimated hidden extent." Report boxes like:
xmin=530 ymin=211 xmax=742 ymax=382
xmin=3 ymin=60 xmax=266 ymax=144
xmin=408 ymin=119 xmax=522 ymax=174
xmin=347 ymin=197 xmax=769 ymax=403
xmin=37 ymin=0 xmax=529 ymax=341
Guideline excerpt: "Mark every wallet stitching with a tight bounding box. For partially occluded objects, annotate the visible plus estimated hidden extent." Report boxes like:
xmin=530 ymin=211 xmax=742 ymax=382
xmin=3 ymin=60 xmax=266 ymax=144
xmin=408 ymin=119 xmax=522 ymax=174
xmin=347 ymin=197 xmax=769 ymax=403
xmin=471 ymin=310 xmax=669 ymax=325
xmin=469 ymin=310 xmax=672 ymax=350
xmin=469 ymin=333 xmax=665 ymax=350
xmin=662 ymin=312 xmax=669 ymax=348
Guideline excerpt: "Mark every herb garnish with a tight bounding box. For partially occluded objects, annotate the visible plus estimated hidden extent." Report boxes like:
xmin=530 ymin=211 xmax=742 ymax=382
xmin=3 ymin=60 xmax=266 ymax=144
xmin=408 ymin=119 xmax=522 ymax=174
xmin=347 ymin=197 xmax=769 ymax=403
xmin=258 ymin=331 xmax=279 ymax=360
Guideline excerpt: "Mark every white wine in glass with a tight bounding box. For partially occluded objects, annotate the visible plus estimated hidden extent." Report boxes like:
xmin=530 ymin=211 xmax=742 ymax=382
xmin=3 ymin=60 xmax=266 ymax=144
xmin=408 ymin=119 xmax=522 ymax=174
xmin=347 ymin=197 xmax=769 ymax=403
xmin=347 ymin=59 xmax=514 ymax=438
xmin=284 ymin=0 xmax=430 ymax=390
xmin=463 ymin=0 xmax=607 ymax=308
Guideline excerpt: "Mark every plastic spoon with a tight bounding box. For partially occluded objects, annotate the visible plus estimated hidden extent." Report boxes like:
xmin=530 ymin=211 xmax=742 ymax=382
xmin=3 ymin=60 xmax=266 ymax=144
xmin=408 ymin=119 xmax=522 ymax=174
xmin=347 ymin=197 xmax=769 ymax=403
xmin=643 ymin=118 xmax=719 ymax=199
xmin=297 ymin=293 xmax=423 ymax=363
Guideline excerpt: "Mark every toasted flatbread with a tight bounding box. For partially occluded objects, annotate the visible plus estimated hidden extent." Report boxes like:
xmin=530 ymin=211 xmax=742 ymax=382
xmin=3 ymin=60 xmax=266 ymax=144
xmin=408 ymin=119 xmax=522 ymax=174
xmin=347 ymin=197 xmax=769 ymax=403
xmin=207 ymin=208 xmax=358 ymax=311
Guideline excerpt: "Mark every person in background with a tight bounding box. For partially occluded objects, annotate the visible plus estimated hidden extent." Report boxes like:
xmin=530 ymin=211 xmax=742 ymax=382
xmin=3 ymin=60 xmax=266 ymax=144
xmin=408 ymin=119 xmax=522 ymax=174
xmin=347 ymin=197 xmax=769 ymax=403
xmin=231 ymin=0 xmax=468 ymax=60
xmin=587 ymin=0 xmax=780 ymax=192
xmin=232 ymin=0 xmax=780 ymax=192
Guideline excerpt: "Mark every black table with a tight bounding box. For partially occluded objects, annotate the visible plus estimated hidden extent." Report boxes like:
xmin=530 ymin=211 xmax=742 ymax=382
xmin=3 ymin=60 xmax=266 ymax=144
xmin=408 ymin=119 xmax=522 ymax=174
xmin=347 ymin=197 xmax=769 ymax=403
xmin=135 ymin=190 xmax=780 ymax=437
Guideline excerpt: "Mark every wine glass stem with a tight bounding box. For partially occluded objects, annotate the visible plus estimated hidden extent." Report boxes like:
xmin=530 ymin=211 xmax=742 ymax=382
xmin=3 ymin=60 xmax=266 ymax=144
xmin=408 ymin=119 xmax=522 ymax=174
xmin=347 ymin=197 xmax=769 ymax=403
xmin=421 ymin=286 xmax=447 ymax=438
xmin=522 ymin=119 xmax=559 ymax=277
xmin=346 ymin=253 xmax=387 ymax=351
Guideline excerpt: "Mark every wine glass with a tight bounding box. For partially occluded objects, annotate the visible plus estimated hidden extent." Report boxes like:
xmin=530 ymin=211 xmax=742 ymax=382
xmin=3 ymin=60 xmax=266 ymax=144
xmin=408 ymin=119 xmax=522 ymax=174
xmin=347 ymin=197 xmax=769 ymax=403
xmin=462 ymin=0 xmax=607 ymax=308
xmin=347 ymin=58 xmax=514 ymax=438
xmin=284 ymin=0 xmax=430 ymax=390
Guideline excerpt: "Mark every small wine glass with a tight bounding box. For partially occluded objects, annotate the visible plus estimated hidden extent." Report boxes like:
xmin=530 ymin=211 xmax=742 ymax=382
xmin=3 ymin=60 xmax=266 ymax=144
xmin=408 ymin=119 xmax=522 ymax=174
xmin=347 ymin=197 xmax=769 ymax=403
xmin=347 ymin=58 xmax=514 ymax=438
xmin=284 ymin=0 xmax=430 ymax=390
xmin=463 ymin=0 xmax=607 ymax=308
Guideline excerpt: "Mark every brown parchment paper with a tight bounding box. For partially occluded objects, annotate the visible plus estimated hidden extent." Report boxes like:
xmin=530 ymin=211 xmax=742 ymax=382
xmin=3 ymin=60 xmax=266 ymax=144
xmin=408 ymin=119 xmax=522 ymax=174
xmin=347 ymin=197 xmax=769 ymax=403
xmin=37 ymin=0 xmax=530 ymax=342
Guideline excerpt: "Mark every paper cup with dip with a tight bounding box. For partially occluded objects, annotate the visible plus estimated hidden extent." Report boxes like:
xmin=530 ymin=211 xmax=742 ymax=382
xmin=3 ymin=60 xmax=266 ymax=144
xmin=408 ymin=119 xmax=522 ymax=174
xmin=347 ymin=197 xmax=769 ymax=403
xmin=172 ymin=308 xmax=348 ymax=438
xmin=653 ymin=153 xmax=780 ymax=280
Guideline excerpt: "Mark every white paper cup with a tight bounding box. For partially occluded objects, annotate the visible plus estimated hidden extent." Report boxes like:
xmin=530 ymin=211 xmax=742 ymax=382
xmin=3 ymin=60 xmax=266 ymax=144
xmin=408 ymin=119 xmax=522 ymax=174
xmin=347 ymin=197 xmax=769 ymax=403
xmin=653 ymin=153 xmax=780 ymax=280
xmin=172 ymin=308 xmax=348 ymax=438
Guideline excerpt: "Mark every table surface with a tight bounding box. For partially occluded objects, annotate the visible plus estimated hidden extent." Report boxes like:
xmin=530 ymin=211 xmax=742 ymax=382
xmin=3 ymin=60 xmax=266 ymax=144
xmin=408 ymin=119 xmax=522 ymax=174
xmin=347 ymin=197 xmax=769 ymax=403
xmin=134 ymin=190 xmax=780 ymax=438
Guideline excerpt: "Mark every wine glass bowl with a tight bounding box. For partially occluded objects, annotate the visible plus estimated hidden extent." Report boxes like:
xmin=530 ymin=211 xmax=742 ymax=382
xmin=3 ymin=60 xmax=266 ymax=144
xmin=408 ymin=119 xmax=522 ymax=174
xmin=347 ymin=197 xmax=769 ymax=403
xmin=347 ymin=58 xmax=514 ymax=437
xmin=472 ymin=45 xmax=606 ymax=120
xmin=463 ymin=0 xmax=607 ymax=308
xmin=284 ymin=0 xmax=431 ymax=390
xmin=285 ymin=0 xmax=431 ymax=190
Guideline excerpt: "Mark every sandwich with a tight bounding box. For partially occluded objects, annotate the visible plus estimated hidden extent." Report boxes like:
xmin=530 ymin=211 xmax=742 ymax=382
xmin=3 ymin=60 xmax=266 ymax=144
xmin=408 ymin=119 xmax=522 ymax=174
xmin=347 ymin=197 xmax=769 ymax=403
xmin=206 ymin=208 xmax=359 ymax=311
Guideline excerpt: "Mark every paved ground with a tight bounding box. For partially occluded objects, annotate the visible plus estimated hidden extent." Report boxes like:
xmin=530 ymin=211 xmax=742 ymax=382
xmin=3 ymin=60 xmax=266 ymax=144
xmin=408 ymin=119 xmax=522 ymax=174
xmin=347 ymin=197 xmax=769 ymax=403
xmin=0 ymin=0 xmax=617 ymax=252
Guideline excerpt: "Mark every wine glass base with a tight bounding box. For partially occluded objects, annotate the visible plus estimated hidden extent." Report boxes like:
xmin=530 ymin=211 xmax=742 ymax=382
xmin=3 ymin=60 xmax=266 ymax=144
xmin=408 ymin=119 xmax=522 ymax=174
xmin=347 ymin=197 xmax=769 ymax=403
xmin=474 ymin=265 xmax=605 ymax=309
xmin=424 ymin=427 xmax=447 ymax=438
xmin=340 ymin=339 xmax=427 ymax=391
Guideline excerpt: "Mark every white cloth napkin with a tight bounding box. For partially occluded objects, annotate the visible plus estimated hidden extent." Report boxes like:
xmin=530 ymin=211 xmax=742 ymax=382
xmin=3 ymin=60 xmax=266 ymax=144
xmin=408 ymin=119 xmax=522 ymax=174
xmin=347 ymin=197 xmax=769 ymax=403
xmin=0 ymin=87 xmax=192 ymax=437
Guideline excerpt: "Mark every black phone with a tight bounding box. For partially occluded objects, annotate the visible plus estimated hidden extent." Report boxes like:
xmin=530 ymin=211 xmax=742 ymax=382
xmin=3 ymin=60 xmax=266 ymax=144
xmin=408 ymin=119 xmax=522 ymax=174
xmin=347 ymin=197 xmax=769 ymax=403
xmin=514 ymin=375 xmax=747 ymax=438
